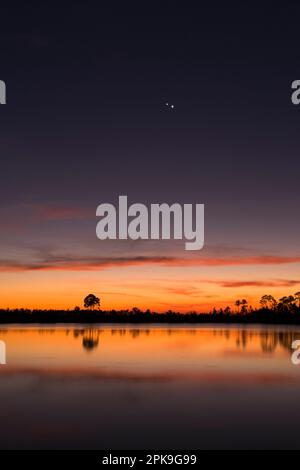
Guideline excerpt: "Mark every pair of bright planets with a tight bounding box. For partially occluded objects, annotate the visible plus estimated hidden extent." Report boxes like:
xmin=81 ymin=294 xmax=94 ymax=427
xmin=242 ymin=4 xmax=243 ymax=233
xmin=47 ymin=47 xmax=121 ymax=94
xmin=165 ymin=102 xmax=175 ymax=109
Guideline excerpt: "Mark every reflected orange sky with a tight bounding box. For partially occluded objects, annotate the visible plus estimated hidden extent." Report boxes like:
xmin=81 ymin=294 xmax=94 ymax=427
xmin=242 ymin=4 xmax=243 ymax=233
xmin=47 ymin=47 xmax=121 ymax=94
xmin=0 ymin=326 xmax=298 ymax=379
xmin=1 ymin=325 xmax=300 ymax=450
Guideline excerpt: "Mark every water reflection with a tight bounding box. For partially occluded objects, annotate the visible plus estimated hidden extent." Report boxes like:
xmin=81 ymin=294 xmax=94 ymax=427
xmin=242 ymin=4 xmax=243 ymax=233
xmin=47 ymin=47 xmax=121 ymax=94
xmin=73 ymin=329 xmax=100 ymax=351
xmin=0 ymin=325 xmax=300 ymax=449
xmin=0 ymin=326 xmax=296 ymax=353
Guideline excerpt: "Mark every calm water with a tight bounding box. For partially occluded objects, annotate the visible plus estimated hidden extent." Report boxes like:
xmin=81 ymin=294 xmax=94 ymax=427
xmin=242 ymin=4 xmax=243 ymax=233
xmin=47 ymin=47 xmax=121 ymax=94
xmin=0 ymin=324 xmax=300 ymax=449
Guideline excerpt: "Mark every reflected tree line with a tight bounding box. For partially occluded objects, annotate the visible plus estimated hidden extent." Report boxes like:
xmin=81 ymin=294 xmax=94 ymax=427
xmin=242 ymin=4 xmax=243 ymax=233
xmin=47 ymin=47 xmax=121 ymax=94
xmin=0 ymin=327 xmax=297 ymax=354
xmin=211 ymin=327 xmax=299 ymax=353
xmin=46 ymin=327 xmax=300 ymax=353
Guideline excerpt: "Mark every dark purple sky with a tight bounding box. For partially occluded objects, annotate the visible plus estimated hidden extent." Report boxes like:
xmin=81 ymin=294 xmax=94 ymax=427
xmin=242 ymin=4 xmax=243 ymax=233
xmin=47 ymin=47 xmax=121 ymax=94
xmin=0 ymin=4 xmax=299 ymax=309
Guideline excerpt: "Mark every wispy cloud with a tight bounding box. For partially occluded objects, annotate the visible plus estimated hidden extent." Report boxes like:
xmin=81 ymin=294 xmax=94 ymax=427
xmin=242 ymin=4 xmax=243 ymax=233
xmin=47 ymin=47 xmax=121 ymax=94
xmin=164 ymin=286 xmax=203 ymax=297
xmin=0 ymin=254 xmax=300 ymax=272
xmin=34 ymin=205 xmax=90 ymax=220
xmin=216 ymin=279 xmax=300 ymax=288
xmin=0 ymin=203 xmax=90 ymax=233
xmin=169 ymin=256 xmax=300 ymax=267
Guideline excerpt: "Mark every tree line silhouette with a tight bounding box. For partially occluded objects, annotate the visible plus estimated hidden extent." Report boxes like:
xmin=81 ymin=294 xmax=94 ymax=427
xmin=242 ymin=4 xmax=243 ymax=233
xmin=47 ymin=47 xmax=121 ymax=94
xmin=0 ymin=292 xmax=300 ymax=324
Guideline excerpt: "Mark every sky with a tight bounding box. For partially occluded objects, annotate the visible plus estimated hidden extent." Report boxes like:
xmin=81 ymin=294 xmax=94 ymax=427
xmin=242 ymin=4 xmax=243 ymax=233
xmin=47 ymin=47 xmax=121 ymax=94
xmin=0 ymin=4 xmax=300 ymax=311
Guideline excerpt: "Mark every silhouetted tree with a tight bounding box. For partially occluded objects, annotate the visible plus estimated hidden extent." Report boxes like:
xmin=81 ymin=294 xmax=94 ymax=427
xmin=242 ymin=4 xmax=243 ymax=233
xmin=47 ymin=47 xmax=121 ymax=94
xmin=131 ymin=307 xmax=141 ymax=314
xmin=235 ymin=299 xmax=241 ymax=313
xmin=83 ymin=294 xmax=100 ymax=310
xmin=241 ymin=299 xmax=248 ymax=314
xmin=260 ymin=294 xmax=277 ymax=309
xmin=295 ymin=291 xmax=300 ymax=308
xmin=279 ymin=295 xmax=295 ymax=311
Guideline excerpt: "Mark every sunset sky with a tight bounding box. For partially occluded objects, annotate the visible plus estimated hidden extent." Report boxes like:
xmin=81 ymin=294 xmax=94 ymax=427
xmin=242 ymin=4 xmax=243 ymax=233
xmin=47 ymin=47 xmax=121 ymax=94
xmin=0 ymin=5 xmax=300 ymax=311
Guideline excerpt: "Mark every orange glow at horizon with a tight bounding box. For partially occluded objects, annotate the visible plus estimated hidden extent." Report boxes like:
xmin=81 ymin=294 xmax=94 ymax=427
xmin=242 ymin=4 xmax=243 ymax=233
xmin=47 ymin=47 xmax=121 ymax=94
xmin=0 ymin=261 xmax=299 ymax=312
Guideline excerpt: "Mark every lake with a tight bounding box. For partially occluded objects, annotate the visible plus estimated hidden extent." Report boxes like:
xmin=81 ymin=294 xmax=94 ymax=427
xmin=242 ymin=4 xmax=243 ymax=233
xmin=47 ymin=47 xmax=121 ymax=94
xmin=0 ymin=324 xmax=299 ymax=449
